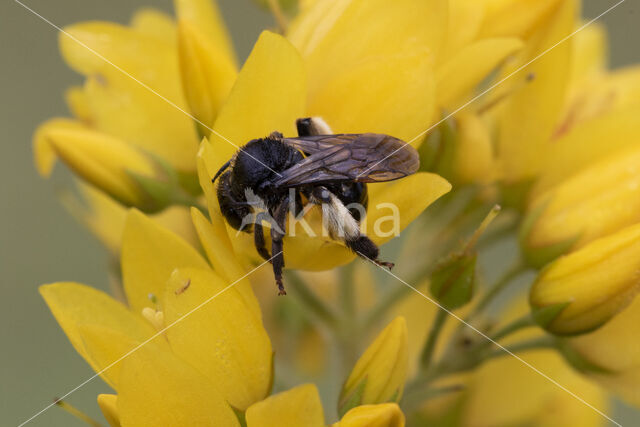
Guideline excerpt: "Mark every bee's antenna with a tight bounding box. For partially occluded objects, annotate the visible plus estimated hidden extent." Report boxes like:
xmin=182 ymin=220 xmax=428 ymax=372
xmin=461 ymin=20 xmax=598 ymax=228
xmin=212 ymin=160 xmax=231 ymax=183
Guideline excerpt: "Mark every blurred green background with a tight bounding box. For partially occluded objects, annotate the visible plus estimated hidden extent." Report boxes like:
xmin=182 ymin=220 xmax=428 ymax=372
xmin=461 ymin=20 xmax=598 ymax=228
xmin=1 ymin=0 xmax=638 ymax=425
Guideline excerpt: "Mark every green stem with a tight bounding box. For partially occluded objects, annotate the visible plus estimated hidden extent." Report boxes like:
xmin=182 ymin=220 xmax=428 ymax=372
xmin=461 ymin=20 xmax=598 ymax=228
xmin=489 ymin=313 xmax=536 ymax=342
xmin=486 ymin=335 xmax=556 ymax=360
xmin=467 ymin=260 xmax=527 ymax=321
xmin=286 ymin=271 xmax=339 ymax=331
xmin=54 ymin=399 xmax=103 ymax=427
xmin=402 ymin=382 xmax=465 ymax=414
xmin=420 ymin=308 xmax=448 ymax=368
xmin=340 ymin=262 xmax=356 ymax=320
xmin=338 ymin=262 xmax=359 ymax=371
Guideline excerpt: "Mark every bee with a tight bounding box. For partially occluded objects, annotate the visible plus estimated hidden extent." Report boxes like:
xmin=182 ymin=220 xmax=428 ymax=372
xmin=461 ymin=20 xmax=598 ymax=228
xmin=212 ymin=117 xmax=419 ymax=295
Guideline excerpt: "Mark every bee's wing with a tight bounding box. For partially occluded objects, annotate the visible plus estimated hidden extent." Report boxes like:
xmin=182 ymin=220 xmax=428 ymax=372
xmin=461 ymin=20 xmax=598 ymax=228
xmin=275 ymin=133 xmax=419 ymax=187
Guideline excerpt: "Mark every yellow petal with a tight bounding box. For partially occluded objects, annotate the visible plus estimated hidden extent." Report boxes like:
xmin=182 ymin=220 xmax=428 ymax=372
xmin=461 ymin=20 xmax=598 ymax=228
xmin=436 ymin=37 xmax=523 ymax=109
xmin=210 ymin=30 xmax=306 ymax=172
xmin=44 ymin=126 xmax=158 ymax=207
xmin=97 ymin=394 xmax=120 ymax=427
xmin=173 ymin=0 xmax=236 ymax=66
xmin=452 ymin=112 xmax=495 ymax=184
xmin=130 ymin=8 xmax=176 ymax=43
xmin=245 ymin=384 xmax=325 ymax=427
xmin=177 ymin=21 xmax=237 ymax=132
xmin=59 ymin=22 xmax=199 ymax=172
xmin=569 ymin=22 xmax=607 ymax=87
xmin=65 ymin=86 xmax=92 ymax=123
xmin=32 ymin=118 xmax=86 ymax=177
xmin=78 ymin=324 xmax=167 ymax=389
xmin=479 ymin=0 xmax=564 ymax=38
xmin=530 ymin=223 xmax=640 ymax=335
xmin=526 ymin=145 xmax=640 ymax=251
xmin=570 ymin=295 xmax=640 ymax=405
xmin=39 ymin=282 xmax=155 ymax=380
xmin=297 ymin=0 xmax=447 ymax=89
xmin=117 ymin=344 xmax=239 ymax=427
xmin=121 ymin=209 xmax=210 ymax=312
xmin=366 ymin=173 xmax=452 ymax=246
xmin=341 ymin=317 xmax=408 ymax=408
xmin=307 ymin=53 xmax=436 ymax=141
xmin=443 ymin=0 xmax=485 ymax=55
xmin=190 ymin=207 xmax=262 ymax=318
xmin=334 ymin=403 xmax=405 ymax=427
xmin=191 ymin=207 xmax=242 ymax=281
xmin=163 ymin=267 xmax=272 ymax=410
xmin=533 ymin=105 xmax=640 ymax=198
xmin=496 ymin=0 xmax=576 ymax=182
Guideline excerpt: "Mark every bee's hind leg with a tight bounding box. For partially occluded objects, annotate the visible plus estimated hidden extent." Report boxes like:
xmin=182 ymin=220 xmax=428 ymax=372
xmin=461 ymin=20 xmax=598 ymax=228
xmin=346 ymin=235 xmax=395 ymax=270
xmin=253 ymin=223 xmax=271 ymax=261
xmin=270 ymin=197 xmax=289 ymax=295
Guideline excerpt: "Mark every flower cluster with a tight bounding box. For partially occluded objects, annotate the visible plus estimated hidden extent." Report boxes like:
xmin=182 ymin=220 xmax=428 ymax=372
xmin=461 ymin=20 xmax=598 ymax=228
xmin=32 ymin=0 xmax=640 ymax=426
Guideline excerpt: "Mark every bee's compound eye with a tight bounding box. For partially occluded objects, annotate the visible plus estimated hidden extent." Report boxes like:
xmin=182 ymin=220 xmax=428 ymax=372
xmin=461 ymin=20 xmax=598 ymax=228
xmin=321 ymin=189 xmax=331 ymax=200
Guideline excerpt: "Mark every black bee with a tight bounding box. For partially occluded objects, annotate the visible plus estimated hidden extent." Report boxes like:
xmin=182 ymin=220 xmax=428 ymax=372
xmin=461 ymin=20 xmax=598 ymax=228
xmin=212 ymin=117 xmax=419 ymax=295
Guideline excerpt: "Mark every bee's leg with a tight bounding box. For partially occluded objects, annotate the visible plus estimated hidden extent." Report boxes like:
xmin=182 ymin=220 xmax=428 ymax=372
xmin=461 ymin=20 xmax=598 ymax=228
xmin=253 ymin=223 xmax=271 ymax=261
xmin=310 ymin=186 xmax=394 ymax=270
xmin=270 ymin=197 xmax=289 ymax=295
xmin=296 ymin=117 xmax=333 ymax=136
xmin=345 ymin=235 xmax=394 ymax=270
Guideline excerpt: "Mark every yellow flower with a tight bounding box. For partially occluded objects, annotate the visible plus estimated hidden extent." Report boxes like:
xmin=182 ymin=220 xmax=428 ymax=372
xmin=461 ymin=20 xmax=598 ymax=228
xmin=530 ymin=223 xmax=640 ymax=335
xmin=34 ymin=2 xmax=236 ymax=208
xmin=418 ymin=300 xmax=608 ymax=427
xmin=523 ymin=144 xmax=640 ymax=265
xmin=40 ymin=209 xmax=272 ymax=422
xmin=531 ymin=24 xmax=640 ymax=200
xmin=495 ymin=0 xmax=576 ymax=183
xmin=243 ymin=383 xmax=406 ymax=427
xmin=339 ymin=317 xmax=408 ymax=415
xmin=332 ymin=403 xmax=405 ymax=427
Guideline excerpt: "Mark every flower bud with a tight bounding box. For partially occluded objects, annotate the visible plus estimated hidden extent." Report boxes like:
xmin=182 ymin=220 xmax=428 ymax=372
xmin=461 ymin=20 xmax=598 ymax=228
xmin=41 ymin=125 xmax=161 ymax=209
xmin=530 ymin=222 xmax=640 ymax=335
xmin=430 ymin=205 xmax=500 ymax=310
xmin=177 ymin=21 xmax=236 ymax=134
xmin=339 ymin=317 xmax=408 ymax=417
xmin=333 ymin=403 xmax=405 ymax=427
xmin=430 ymin=253 xmax=476 ymax=311
xmin=522 ymin=145 xmax=640 ymax=267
